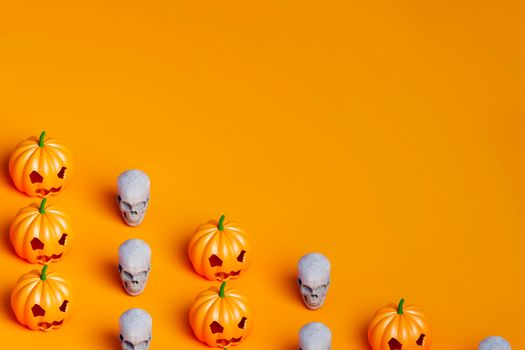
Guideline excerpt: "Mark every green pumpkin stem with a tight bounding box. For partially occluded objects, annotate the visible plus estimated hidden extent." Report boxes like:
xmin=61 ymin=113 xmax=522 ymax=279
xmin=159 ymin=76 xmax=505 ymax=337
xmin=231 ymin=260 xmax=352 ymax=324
xmin=219 ymin=282 xmax=226 ymax=298
xmin=39 ymin=198 xmax=47 ymax=214
xmin=218 ymin=215 xmax=226 ymax=231
xmin=397 ymin=298 xmax=405 ymax=314
xmin=38 ymin=131 xmax=46 ymax=148
xmin=40 ymin=265 xmax=48 ymax=281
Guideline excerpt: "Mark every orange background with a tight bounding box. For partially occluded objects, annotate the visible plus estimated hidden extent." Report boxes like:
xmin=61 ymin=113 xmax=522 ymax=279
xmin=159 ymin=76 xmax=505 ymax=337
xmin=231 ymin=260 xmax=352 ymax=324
xmin=0 ymin=0 xmax=524 ymax=349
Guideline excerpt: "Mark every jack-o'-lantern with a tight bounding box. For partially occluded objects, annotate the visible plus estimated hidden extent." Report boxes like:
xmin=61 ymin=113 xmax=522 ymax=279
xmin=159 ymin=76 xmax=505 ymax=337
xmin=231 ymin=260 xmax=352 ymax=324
xmin=9 ymin=131 xmax=72 ymax=197
xmin=11 ymin=265 xmax=73 ymax=331
xmin=188 ymin=215 xmax=250 ymax=281
xmin=368 ymin=298 xmax=432 ymax=350
xmin=189 ymin=282 xmax=251 ymax=348
xmin=10 ymin=198 xmax=72 ymax=264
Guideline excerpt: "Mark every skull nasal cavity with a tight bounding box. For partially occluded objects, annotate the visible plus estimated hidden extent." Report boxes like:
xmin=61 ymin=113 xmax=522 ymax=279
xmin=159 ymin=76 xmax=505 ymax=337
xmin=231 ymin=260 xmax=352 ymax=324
xmin=58 ymin=233 xmax=67 ymax=245
xmin=59 ymin=300 xmax=69 ymax=312
xmin=30 ymin=237 xmax=45 ymax=250
xmin=57 ymin=167 xmax=66 ymax=179
xmin=210 ymin=321 xmax=224 ymax=334
xmin=237 ymin=250 xmax=246 ymax=262
xmin=209 ymin=254 xmax=223 ymax=267
xmin=238 ymin=317 xmax=247 ymax=329
xmin=31 ymin=304 xmax=46 ymax=317
xmin=416 ymin=334 xmax=425 ymax=346
xmin=388 ymin=338 xmax=402 ymax=350
xmin=29 ymin=171 xmax=44 ymax=184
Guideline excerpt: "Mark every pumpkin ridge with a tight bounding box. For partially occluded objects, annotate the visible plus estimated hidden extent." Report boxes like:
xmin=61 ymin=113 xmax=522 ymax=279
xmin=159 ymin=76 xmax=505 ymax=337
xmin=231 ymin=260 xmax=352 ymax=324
xmin=23 ymin=277 xmax=44 ymax=326
xmin=380 ymin=315 xmax=398 ymax=350
xmin=20 ymin=150 xmax=40 ymax=186
xmin=43 ymin=209 xmax=64 ymax=240
xmin=403 ymin=311 xmax=421 ymax=343
xmin=42 ymin=145 xmax=67 ymax=172
xmin=10 ymin=142 xmax=39 ymax=167
xmin=369 ymin=311 xmax=396 ymax=332
xmin=192 ymin=292 xmax=218 ymax=314
xmin=202 ymin=232 xmax=221 ymax=278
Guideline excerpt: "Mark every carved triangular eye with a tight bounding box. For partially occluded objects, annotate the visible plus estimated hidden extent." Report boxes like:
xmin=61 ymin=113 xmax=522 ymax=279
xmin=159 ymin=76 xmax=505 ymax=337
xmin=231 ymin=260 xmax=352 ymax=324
xmin=59 ymin=300 xmax=69 ymax=312
xmin=57 ymin=167 xmax=66 ymax=179
xmin=209 ymin=254 xmax=223 ymax=267
xmin=58 ymin=233 xmax=67 ymax=245
xmin=389 ymin=338 xmax=402 ymax=350
xmin=416 ymin=334 xmax=425 ymax=346
xmin=30 ymin=237 xmax=45 ymax=250
xmin=237 ymin=250 xmax=246 ymax=262
xmin=210 ymin=321 xmax=224 ymax=334
xmin=31 ymin=304 xmax=46 ymax=317
xmin=29 ymin=170 xmax=44 ymax=184
xmin=238 ymin=317 xmax=247 ymax=329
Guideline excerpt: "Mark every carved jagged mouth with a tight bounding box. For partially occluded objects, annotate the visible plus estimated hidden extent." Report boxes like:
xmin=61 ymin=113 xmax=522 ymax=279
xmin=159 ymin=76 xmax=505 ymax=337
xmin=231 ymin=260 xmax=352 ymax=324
xmin=215 ymin=270 xmax=241 ymax=280
xmin=36 ymin=186 xmax=62 ymax=196
xmin=38 ymin=319 xmax=64 ymax=331
xmin=37 ymin=253 xmax=63 ymax=263
xmin=216 ymin=337 xmax=242 ymax=347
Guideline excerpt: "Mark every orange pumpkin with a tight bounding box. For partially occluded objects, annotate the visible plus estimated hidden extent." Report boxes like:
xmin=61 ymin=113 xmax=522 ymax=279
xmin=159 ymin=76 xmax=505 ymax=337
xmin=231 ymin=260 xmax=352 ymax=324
xmin=368 ymin=298 xmax=432 ymax=350
xmin=11 ymin=265 xmax=73 ymax=331
xmin=9 ymin=131 xmax=72 ymax=197
xmin=10 ymin=198 xmax=72 ymax=264
xmin=188 ymin=215 xmax=250 ymax=281
xmin=189 ymin=282 xmax=251 ymax=348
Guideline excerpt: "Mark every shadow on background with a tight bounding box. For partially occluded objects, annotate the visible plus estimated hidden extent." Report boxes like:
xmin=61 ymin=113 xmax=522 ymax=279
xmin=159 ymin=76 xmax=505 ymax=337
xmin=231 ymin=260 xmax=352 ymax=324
xmin=101 ymin=188 xmax=123 ymax=222
xmin=95 ymin=258 xmax=123 ymax=293
xmin=179 ymin=304 xmax=196 ymax=341
xmin=1 ymin=284 xmax=18 ymax=325
xmin=101 ymin=328 xmax=120 ymax=349
xmin=279 ymin=269 xmax=302 ymax=306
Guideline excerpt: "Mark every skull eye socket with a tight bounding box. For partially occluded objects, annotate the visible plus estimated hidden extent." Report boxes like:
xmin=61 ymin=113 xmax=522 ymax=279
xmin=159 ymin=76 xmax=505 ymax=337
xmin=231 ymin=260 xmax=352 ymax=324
xmin=29 ymin=170 xmax=44 ymax=184
xmin=30 ymin=237 xmax=45 ymax=250
xmin=237 ymin=250 xmax=246 ymax=262
xmin=298 ymin=278 xmax=302 ymax=286
xmin=31 ymin=304 xmax=46 ymax=317
xmin=57 ymin=167 xmax=66 ymax=179
xmin=59 ymin=300 xmax=69 ymax=312
xmin=416 ymin=334 xmax=425 ymax=346
xmin=119 ymin=334 xmax=123 ymax=341
xmin=209 ymin=254 xmax=223 ymax=267
xmin=118 ymin=264 xmax=123 ymax=272
xmin=120 ymin=201 xmax=133 ymax=211
xmin=388 ymin=338 xmax=402 ymax=350
xmin=210 ymin=321 xmax=224 ymax=334
xmin=238 ymin=317 xmax=247 ymax=329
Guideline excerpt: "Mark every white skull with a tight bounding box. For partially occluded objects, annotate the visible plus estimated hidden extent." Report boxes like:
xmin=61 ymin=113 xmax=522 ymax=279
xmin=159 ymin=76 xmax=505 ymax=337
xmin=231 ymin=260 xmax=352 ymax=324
xmin=299 ymin=322 xmax=332 ymax=350
xmin=118 ymin=239 xmax=151 ymax=296
xmin=117 ymin=170 xmax=150 ymax=226
xmin=119 ymin=308 xmax=152 ymax=350
xmin=479 ymin=336 xmax=511 ymax=350
xmin=298 ymin=253 xmax=331 ymax=310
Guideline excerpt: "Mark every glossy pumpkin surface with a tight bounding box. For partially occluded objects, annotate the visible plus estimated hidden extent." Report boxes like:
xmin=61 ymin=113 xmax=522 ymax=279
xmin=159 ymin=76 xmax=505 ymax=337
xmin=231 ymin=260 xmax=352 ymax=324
xmin=9 ymin=131 xmax=72 ymax=197
xmin=10 ymin=198 xmax=72 ymax=264
xmin=189 ymin=282 xmax=251 ymax=348
xmin=188 ymin=215 xmax=250 ymax=281
xmin=11 ymin=265 xmax=73 ymax=331
xmin=368 ymin=298 xmax=432 ymax=350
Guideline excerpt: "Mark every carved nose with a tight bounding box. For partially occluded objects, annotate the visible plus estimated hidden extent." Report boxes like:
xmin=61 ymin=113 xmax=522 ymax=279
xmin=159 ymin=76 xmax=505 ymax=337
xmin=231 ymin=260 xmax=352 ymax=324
xmin=131 ymin=210 xmax=138 ymax=215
